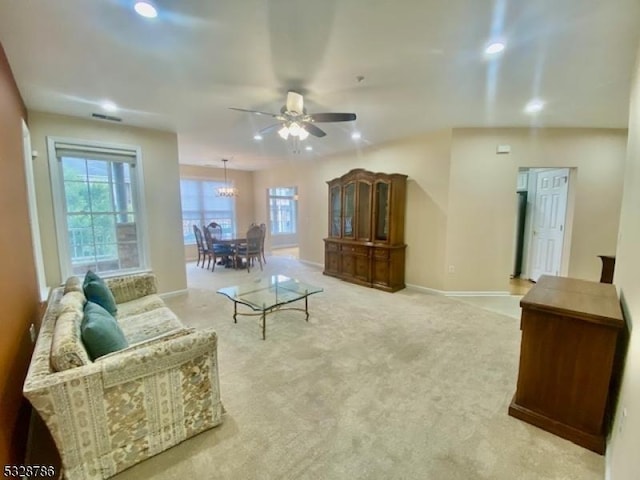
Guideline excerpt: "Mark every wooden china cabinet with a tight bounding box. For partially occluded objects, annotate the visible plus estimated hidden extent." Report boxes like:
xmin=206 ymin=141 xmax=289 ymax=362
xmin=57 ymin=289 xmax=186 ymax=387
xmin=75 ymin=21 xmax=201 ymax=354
xmin=323 ymin=168 xmax=407 ymax=292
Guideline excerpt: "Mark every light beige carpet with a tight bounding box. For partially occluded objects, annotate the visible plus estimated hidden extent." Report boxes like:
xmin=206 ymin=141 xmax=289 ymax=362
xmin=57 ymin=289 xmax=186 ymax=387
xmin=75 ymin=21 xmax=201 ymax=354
xmin=113 ymin=257 xmax=603 ymax=480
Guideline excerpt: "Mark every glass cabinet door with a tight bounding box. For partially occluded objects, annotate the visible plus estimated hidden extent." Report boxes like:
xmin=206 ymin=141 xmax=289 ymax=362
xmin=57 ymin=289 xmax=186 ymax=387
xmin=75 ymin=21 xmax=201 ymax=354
xmin=357 ymin=181 xmax=371 ymax=240
xmin=375 ymin=182 xmax=390 ymax=241
xmin=343 ymin=182 xmax=355 ymax=238
xmin=330 ymin=185 xmax=341 ymax=237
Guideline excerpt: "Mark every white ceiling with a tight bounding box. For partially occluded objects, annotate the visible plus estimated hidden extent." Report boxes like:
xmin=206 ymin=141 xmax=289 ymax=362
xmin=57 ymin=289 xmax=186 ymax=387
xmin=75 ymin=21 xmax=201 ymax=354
xmin=1 ymin=0 xmax=639 ymax=170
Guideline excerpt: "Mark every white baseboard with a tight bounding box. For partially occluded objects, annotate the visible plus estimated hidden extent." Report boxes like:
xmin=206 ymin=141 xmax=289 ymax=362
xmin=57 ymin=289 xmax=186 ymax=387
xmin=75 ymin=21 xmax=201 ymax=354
xmin=605 ymin=447 xmax=612 ymax=480
xmin=299 ymin=259 xmax=324 ymax=269
xmin=406 ymin=283 xmax=511 ymax=297
xmin=159 ymin=289 xmax=189 ymax=299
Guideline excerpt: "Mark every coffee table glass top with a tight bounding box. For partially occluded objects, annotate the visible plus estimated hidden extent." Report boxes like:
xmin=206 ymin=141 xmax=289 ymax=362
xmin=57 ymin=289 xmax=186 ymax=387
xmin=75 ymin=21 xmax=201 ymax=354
xmin=217 ymin=274 xmax=323 ymax=311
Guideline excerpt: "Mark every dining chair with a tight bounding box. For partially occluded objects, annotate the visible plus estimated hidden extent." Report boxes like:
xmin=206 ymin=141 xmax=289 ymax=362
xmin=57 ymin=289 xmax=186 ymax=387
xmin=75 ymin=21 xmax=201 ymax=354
xmin=234 ymin=225 xmax=263 ymax=272
xmin=259 ymin=223 xmax=267 ymax=264
xmin=192 ymin=225 xmax=211 ymax=268
xmin=205 ymin=223 xmax=234 ymax=271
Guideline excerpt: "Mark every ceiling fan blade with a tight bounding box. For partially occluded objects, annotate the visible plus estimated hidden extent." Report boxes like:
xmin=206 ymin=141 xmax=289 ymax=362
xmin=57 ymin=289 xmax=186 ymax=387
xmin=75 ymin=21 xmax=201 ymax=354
xmin=258 ymin=123 xmax=284 ymax=135
xmin=229 ymin=107 xmax=278 ymax=117
xmin=286 ymin=91 xmax=304 ymax=114
xmin=303 ymin=122 xmax=326 ymax=137
xmin=307 ymin=112 xmax=357 ymax=123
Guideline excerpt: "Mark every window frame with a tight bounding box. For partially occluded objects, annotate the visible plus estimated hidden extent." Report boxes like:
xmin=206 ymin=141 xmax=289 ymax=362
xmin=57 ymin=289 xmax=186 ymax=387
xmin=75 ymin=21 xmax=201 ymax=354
xmin=47 ymin=136 xmax=150 ymax=280
xmin=268 ymin=186 xmax=298 ymax=236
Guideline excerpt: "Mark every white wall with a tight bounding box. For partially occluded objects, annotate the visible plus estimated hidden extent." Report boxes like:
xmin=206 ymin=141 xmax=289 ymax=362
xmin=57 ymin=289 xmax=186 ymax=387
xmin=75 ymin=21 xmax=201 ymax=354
xmin=445 ymin=128 xmax=626 ymax=291
xmin=608 ymin=42 xmax=640 ymax=480
xmin=28 ymin=111 xmax=186 ymax=294
xmin=254 ymin=127 xmax=626 ymax=293
xmin=253 ymin=130 xmax=453 ymax=289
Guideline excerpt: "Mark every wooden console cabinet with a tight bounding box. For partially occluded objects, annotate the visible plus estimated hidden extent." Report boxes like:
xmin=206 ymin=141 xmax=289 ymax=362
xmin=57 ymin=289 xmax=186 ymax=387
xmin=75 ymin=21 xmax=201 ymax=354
xmin=323 ymin=169 xmax=407 ymax=292
xmin=509 ymin=275 xmax=624 ymax=454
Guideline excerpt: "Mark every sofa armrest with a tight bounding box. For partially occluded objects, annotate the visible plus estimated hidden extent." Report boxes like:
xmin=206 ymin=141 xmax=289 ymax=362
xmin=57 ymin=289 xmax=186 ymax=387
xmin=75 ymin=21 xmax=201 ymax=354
xmin=105 ymin=272 xmax=158 ymax=304
xmin=24 ymin=327 xmax=222 ymax=480
xmin=24 ymin=361 xmax=103 ymax=396
xmin=98 ymin=328 xmax=218 ymax=388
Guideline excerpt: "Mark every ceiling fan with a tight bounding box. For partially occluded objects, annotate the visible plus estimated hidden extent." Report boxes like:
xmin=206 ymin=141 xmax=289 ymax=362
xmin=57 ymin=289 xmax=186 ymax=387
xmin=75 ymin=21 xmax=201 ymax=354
xmin=230 ymin=91 xmax=356 ymax=140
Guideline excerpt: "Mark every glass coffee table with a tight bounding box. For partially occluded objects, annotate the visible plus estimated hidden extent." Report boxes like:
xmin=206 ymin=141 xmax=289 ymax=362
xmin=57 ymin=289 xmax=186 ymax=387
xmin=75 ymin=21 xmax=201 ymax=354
xmin=217 ymin=274 xmax=323 ymax=339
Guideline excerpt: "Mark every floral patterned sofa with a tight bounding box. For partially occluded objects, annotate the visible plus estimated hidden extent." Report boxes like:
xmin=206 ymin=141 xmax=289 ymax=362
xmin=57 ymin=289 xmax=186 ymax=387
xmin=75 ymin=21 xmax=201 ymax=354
xmin=23 ymin=272 xmax=223 ymax=480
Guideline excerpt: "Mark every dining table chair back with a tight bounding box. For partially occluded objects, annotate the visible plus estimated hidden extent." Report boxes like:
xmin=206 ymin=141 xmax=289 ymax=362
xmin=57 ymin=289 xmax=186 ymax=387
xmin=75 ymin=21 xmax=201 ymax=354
xmin=206 ymin=222 xmax=234 ymax=271
xmin=201 ymin=225 xmax=216 ymax=270
xmin=235 ymin=225 xmax=263 ymax=273
xmin=193 ymin=225 xmax=210 ymax=268
xmin=259 ymin=223 xmax=267 ymax=264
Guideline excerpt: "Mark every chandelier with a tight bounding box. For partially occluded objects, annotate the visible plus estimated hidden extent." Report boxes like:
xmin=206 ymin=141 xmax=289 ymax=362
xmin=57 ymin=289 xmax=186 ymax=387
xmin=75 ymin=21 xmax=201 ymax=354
xmin=278 ymin=121 xmax=309 ymax=140
xmin=216 ymin=158 xmax=238 ymax=197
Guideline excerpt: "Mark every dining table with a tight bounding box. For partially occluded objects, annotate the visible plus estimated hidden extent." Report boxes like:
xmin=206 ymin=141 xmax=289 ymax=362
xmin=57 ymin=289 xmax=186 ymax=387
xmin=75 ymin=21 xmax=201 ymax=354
xmin=214 ymin=238 xmax=246 ymax=269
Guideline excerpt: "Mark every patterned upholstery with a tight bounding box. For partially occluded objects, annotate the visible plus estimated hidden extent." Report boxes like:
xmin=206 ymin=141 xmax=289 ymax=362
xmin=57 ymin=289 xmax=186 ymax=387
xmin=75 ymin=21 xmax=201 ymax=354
xmin=118 ymin=307 xmax=185 ymax=344
xmin=105 ymin=272 xmax=158 ymax=304
xmin=115 ymin=294 xmax=166 ymax=319
xmin=51 ymin=309 xmax=91 ymax=371
xmin=24 ymin=273 xmax=223 ymax=480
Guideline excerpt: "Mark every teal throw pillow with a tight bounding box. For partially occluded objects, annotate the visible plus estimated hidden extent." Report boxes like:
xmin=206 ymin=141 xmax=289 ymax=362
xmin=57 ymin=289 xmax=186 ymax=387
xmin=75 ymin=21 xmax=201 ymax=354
xmin=83 ymin=270 xmax=118 ymax=316
xmin=83 ymin=270 xmax=102 ymax=288
xmin=81 ymin=301 xmax=128 ymax=360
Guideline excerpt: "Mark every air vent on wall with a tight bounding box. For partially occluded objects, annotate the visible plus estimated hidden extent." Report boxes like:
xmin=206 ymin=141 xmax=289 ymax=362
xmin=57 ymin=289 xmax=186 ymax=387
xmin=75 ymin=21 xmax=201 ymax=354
xmin=91 ymin=113 xmax=122 ymax=122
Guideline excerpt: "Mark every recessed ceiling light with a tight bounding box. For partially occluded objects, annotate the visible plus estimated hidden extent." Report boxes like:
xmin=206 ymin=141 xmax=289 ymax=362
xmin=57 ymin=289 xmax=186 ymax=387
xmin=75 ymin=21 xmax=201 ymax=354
xmin=524 ymin=99 xmax=545 ymax=114
xmin=134 ymin=1 xmax=158 ymax=18
xmin=485 ymin=42 xmax=505 ymax=56
xmin=253 ymin=134 xmax=263 ymax=141
xmin=351 ymin=132 xmax=361 ymax=140
xmin=305 ymin=145 xmax=313 ymax=151
xmin=101 ymin=101 xmax=118 ymax=112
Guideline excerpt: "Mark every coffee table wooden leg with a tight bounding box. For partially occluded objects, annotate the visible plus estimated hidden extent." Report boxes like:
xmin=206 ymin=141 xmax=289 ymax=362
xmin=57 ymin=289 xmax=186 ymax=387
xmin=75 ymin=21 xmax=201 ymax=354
xmin=262 ymin=311 xmax=266 ymax=340
xmin=233 ymin=301 xmax=237 ymax=323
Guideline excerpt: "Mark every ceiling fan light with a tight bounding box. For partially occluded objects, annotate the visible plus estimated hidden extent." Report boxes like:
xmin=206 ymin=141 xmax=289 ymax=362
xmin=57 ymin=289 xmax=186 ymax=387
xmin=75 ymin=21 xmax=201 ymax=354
xmin=278 ymin=126 xmax=290 ymax=139
xmin=288 ymin=122 xmax=301 ymax=136
xmin=298 ymin=128 xmax=309 ymax=140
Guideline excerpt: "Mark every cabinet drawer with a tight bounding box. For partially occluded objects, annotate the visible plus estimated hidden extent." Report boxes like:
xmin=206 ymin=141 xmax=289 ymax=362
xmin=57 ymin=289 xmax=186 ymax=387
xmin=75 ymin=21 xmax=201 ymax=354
xmin=326 ymin=242 xmax=340 ymax=252
xmin=373 ymin=248 xmax=389 ymax=259
xmin=342 ymin=245 xmax=368 ymax=255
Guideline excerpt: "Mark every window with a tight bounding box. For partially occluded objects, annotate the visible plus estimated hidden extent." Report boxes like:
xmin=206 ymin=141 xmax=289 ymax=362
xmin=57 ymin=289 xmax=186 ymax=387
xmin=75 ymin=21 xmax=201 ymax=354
xmin=268 ymin=187 xmax=297 ymax=235
xmin=48 ymin=138 xmax=147 ymax=278
xmin=180 ymin=179 xmax=236 ymax=244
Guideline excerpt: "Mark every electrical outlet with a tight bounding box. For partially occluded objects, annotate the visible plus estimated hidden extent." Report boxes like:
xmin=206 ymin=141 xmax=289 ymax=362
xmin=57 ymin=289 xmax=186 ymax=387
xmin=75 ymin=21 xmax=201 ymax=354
xmin=448 ymin=265 xmax=455 ymax=273
xmin=29 ymin=323 xmax=36 ymax=343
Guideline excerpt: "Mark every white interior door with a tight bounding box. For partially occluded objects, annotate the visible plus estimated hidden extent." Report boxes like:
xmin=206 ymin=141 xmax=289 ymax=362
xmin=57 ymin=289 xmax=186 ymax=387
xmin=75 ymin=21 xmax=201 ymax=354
xmin=529 ymin=168 xmax=569 ymax=281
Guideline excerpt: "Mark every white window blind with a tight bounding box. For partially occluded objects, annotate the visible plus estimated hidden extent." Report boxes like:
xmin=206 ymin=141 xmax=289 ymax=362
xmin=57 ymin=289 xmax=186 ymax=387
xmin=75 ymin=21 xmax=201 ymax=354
xmin=180 ymin=179 xmax=236 ymax=244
